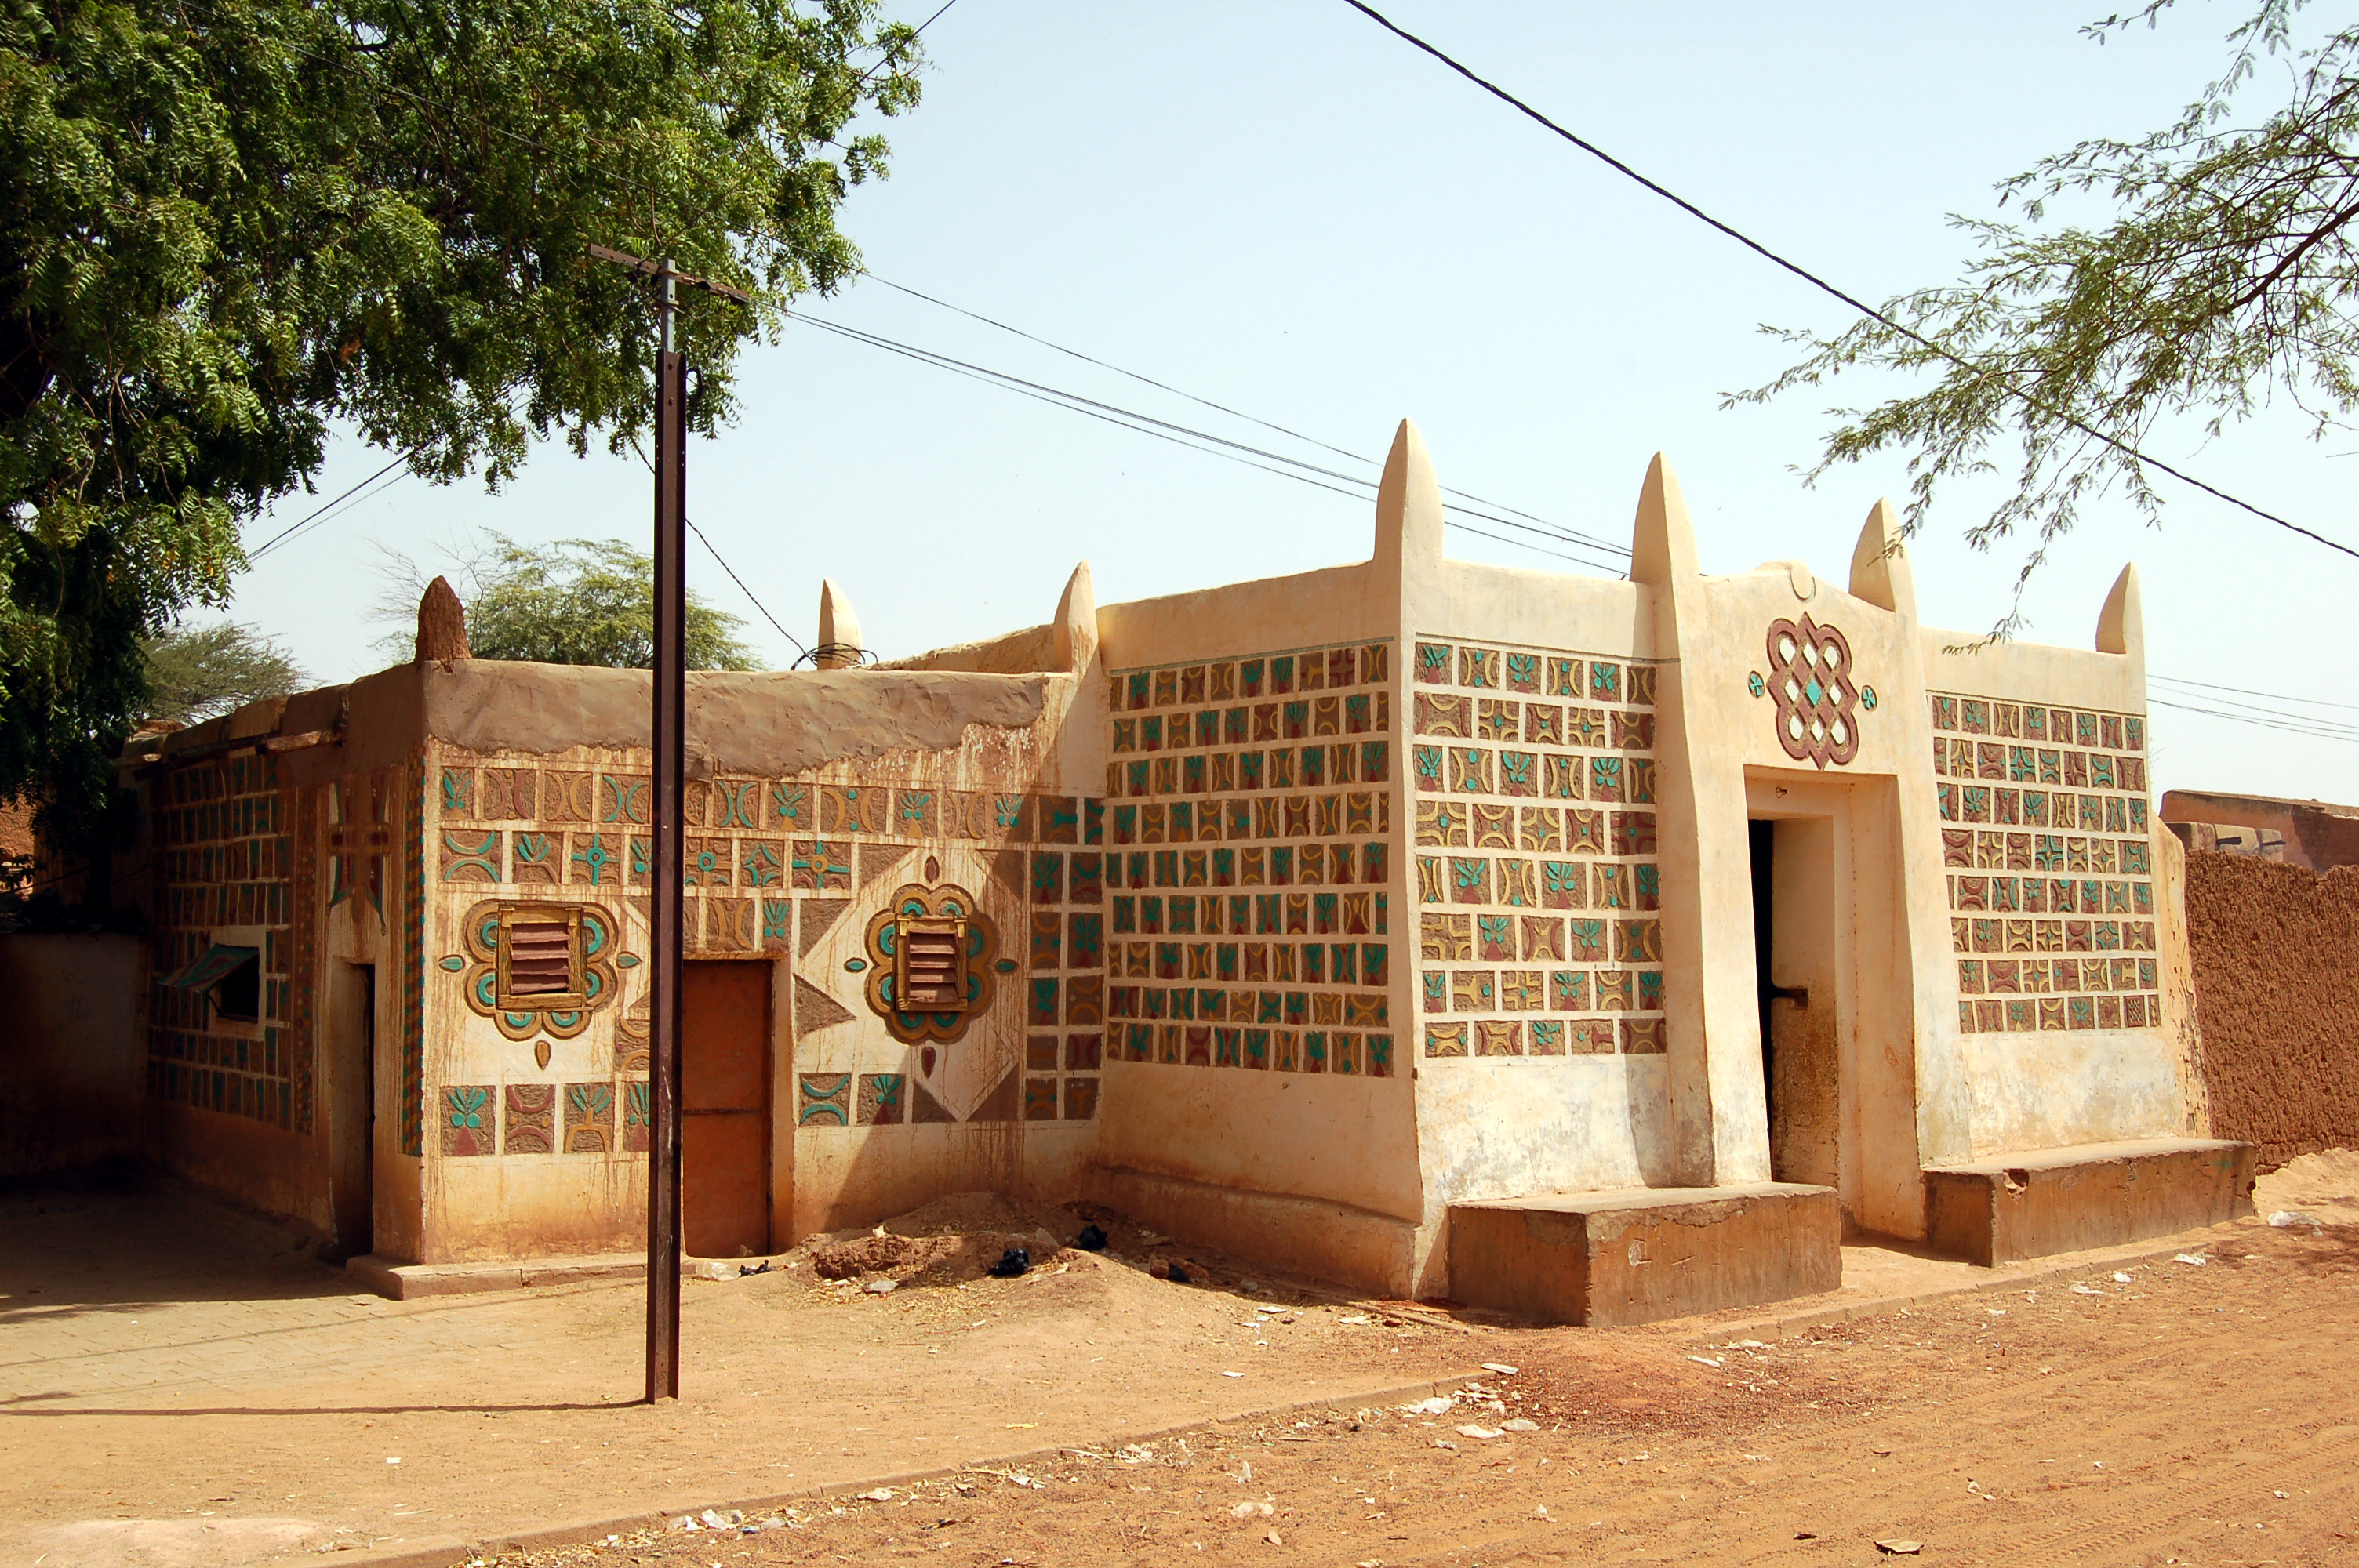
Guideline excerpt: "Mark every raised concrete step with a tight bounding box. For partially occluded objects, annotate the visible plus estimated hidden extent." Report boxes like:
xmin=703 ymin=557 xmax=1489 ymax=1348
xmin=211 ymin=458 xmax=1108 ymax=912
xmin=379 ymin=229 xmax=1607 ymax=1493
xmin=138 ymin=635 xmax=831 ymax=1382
xmin=1923 ymin=1137 xmax=2256 ymax=1266
xmin=1448 ymin=1182 xmax=1841 ymax=1327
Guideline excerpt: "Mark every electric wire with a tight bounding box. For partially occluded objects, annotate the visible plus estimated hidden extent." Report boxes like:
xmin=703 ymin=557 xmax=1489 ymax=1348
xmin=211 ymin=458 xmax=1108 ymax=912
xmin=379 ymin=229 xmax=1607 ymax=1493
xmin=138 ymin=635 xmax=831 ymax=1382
xmin=1339 ymin=0 xmax=2359 ymax=564
xmin=789 ymin=310 xmax=1633 ymax=572
xmin=857 ymin=270 xmax=1627 ymax=555
xmin=2150 ymin=696 xmax=2359 ymax=746
xmin=246 ymin=451 xmax=413 ymax=559
xmin=627 ymin=436 xmax=812 ymax=660
xmin=2150 ymin=672 xmax=2359 ymax=714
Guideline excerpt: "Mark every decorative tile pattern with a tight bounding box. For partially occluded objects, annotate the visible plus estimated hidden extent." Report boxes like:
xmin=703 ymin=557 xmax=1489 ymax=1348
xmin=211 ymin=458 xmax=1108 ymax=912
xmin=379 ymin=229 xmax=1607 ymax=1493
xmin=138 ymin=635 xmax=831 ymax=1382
xmin=1931 ymin=695 xmax=2161 ymax=1033
xmin=1101 ymin=640 xmax=1398 ymax=1082
xmin=503 ymin=1083 xmax=556 ymax=1153
xmin=139 ymin=750 xmax=301 ymax=1131
xmin=1414 ymin=638 xmax=1663 ymax=1059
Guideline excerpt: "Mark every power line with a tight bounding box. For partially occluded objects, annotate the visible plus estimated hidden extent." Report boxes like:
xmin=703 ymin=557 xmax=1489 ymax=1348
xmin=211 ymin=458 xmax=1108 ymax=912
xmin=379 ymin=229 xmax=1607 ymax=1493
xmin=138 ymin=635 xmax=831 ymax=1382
xmin=2150 ymin=672 xmax=2359 ymax=715
xmin=1338 ymin=0 xmax=2359 ymax=564
xmin=859 ymin=270 xmax=1626 ymax=555
xmin=624 ymin=437 xmax=811 ymax=660
xmin=247 ymin=451 xmax=413 ymax=559
xmin=2150 ymin=695 xmax=2359 ymax=746
xmin=790 ymin=310 xmax=1634 ymax=572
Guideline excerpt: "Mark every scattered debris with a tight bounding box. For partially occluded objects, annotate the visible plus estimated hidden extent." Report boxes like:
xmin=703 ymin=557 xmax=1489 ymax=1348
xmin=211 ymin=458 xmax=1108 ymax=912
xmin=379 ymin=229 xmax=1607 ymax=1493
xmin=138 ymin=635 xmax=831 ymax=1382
xmin=1075 ymin=1224 xmax=1110 ymax=1251
xmin=738 ymin=1260 xmax=772 ymax=1276
xmin=1689 ymin=1355 xmax=1723 ymax=1368
xmin=1502 ymin=1418 xmax=1540 ymax=1433
xmin=2112 ymin=1271 xmax=2132 ymax=1283
xmin=2268 ymin=1210 xmax=2321 ymax=1229
xmin=1230 ymin=1501 xmax=1274 ymax=1519
xmin=990 ymin=1247 xmax=1031 ymax=1279
xmin=2174 ymin=1253 xmax=2208 ymax=1266
xmin=1404 ymin=1397 xmax=1455 ymax=1416
xmin=858 ymin=1488 xmax=895 ymax=1501
xmin=1456 ymin=1424 xmax=1503 ymax=1440
xmin=866 ymin=1277 xmax=899 ymax=1294
xmin=1532 ymin=1504 xmax=1552 ymax=1520
xmin=1480 ymin=1362 xmax=1519 ymax=1375
xmin=1874 ymin=1540 xmax=1923 ymax=1555
xmin=1166 ymin=1263 xmax=1192 ymax=1285
xmin=1263 ymin=1530 xmax=1283 ymax=1545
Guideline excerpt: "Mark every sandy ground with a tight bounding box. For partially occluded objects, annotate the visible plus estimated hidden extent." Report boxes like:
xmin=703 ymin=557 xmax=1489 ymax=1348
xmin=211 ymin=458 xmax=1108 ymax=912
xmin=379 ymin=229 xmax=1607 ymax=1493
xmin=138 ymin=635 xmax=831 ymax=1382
xmin=478 ymin=1153 xmax=2359 ymax=1568
xmin=4 ymin=1154 xmax=2356 ymax=1568
xmin=0 ymin=1183 xmax=1474 ymax=1568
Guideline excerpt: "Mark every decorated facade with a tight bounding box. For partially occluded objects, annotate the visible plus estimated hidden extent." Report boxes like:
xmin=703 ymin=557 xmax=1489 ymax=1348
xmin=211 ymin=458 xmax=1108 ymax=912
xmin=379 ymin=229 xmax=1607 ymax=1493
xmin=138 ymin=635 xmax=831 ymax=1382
xmin=118 ymin=422 xmax=2251 ymax=1317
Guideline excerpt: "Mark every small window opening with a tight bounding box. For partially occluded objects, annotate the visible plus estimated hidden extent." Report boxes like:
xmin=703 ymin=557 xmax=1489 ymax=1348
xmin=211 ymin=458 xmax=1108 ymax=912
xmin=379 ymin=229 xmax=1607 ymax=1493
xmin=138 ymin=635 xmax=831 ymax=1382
xmin=898 ymin=917 xmax=969 ymax=1011
xmin=213 ymin=951 xmax=261 ymax=1022
xmin=164 ymin=942 xmax=262 ymax=1025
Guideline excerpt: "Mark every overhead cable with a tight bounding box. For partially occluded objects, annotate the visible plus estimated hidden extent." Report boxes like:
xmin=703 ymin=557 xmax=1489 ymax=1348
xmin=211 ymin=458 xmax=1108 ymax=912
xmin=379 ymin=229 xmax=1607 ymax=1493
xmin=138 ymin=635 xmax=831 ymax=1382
xmin=1338 ymin=0 xmax=2359 ymax=563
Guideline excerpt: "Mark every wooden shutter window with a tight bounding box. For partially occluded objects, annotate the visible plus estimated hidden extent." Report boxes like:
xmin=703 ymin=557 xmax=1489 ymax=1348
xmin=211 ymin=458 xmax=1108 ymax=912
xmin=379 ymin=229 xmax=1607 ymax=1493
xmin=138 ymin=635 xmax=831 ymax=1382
xmin=507 ymin=920 xmax=576 ymax=996
xmin=898 ymin=918 xmax=968 ymax=1011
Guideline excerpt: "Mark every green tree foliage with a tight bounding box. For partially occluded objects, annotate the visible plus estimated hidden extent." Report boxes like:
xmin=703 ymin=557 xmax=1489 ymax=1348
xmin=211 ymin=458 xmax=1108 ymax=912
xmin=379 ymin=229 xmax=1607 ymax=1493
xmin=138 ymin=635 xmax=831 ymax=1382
xmin=459 ymin=533 xmax=758 ymax=670
xmin=140 ymin=622 xmax=306 ymax=725
xmin=2 ymin=0 xmax=922 ymax=846
xmin=1738 ymin=2 xmax=2353 ymax=623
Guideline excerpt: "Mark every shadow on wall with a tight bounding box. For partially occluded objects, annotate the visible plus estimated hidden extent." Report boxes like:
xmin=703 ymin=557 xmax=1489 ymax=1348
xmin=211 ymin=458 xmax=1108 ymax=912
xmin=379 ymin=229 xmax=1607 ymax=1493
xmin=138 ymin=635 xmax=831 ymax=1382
xmin=2183 ymin=852 xmax=2359 ymax=1171
xmin=0 ymin=934 xmax=144 ymax=1179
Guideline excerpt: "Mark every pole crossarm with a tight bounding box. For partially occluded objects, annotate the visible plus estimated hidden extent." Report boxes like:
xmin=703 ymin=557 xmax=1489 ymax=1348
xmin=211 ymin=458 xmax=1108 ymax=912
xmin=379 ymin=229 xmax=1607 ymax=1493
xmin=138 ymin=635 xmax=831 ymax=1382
xmin=588 ymin=242 xmax=755 ymax=304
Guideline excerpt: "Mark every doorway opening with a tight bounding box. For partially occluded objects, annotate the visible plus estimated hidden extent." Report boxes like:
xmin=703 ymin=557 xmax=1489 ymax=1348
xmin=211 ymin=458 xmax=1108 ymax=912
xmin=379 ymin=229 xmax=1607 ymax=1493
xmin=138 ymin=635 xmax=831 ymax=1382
xmin=682 ymin=960 xmax=773 ymax=1258
xmin=329 ymin=963 xmax=375 ymax=1260
xmin=1747 ymin=817 xmax=1841 ymax=1190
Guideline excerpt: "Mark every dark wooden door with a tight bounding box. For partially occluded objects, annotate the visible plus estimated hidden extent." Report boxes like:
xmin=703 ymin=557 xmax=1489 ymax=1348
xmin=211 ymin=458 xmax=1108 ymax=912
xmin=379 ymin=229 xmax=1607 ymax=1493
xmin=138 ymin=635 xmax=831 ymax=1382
xmin=682 ymin=960 xmax=772 ymax=1258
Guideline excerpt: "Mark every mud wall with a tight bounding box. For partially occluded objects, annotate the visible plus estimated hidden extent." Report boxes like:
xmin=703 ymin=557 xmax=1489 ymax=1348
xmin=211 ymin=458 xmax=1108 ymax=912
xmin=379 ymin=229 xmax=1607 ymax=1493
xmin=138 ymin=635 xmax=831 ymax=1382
xmin=2184 ymin=851 xmax=2359 ymax=1169
xmin=0 ymin=934 xmax=144 ymax=1176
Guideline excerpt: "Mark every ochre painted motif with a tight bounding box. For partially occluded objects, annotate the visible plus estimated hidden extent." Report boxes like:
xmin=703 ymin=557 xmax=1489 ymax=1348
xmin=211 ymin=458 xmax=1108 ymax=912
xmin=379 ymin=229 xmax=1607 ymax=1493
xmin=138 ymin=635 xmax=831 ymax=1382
xmin=1412 ymin=637 xmax=1661 ymax=1062
xmin=1930 ymin=695 xmax=2161 ymax=1034
xmin=1103 ymin=640 xmax=1398 ymax=1083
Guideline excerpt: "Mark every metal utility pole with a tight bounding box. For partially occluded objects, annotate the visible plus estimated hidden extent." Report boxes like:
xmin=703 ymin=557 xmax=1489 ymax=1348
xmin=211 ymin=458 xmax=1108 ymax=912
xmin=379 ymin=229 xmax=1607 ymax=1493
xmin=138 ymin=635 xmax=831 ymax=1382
xmin=588 ymin=244 xmax=750 ymax=1404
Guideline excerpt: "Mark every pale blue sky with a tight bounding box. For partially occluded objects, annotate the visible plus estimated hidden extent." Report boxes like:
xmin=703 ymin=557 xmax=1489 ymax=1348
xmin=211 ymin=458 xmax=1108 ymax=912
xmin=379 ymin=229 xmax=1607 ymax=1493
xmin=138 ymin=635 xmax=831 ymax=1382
xmin=231 ymin=2 xmax=2358 ymax=803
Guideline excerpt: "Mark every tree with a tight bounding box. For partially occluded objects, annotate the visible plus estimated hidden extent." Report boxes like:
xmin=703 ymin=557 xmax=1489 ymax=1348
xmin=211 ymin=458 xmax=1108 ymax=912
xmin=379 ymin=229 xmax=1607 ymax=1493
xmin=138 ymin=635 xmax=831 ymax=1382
xmin=1737 ymin=1 xmax=2357 ymax=627
xmin=435 ymin=533 xmax=760 ymax=670
xmin=140 ymin=622 xmax=307 ymax=725
xmin=2 ymin=0 xmax=924 ymax=851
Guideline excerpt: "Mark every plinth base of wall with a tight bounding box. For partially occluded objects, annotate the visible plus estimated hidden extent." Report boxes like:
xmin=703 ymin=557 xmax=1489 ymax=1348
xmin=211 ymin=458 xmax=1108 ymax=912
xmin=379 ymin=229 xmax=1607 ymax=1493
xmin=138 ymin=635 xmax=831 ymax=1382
xmin=1922 ymin=1138 xmax=2257 ymax=1266
xmin=1083 ymin=1166 xmax=1419 ymax=1299
xmin=348 ymin=1251 xmax=646 ymax=1300
xmin=1448 ymin=1183 xmax=1841 ymax=1327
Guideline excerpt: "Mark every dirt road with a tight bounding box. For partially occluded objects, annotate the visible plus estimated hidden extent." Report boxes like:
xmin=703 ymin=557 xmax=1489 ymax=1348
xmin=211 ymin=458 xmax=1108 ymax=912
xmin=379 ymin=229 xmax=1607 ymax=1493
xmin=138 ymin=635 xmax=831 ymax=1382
xmin=503 ymin=1210 xmax=2359 ymax=1566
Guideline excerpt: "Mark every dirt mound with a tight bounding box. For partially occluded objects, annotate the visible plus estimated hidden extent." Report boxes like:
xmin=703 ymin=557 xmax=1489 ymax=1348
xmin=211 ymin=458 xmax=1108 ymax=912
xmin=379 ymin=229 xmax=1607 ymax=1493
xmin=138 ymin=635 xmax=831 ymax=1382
xmin=811 ymin=1232 xmax=953 ymax=1279
xmin=2254 ymin=1146 xmax=2359 ymax=1221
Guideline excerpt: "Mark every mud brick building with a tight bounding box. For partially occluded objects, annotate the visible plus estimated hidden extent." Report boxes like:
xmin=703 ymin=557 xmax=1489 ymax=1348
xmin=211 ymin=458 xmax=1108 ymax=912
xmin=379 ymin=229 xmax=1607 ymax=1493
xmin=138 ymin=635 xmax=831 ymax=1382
xmin=107 ymin=422 xmax=2253 ymax=1321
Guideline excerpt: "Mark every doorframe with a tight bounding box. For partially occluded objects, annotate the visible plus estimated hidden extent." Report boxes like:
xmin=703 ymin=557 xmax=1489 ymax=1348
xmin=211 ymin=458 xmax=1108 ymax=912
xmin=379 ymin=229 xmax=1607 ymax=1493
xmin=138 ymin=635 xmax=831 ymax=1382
xmin=1744 ymin=769 xmax=1923 ymax=1236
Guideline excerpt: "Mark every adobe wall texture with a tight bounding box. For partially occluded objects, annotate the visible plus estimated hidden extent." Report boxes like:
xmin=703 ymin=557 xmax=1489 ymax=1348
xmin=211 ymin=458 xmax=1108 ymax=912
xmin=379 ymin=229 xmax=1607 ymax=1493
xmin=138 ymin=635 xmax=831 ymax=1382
xmin=2184 ymin=851 xmax=2359 ymax=1169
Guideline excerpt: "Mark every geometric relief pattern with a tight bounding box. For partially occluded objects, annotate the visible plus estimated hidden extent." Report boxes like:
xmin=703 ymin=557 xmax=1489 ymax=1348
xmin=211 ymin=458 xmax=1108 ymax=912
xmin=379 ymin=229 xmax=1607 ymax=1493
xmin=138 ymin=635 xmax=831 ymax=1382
xmin=1930 ymin=694 xmax=2161 ymax=1034
xmin=1413 ymin=637 xmax=1663 ymax=1061
xmin=1102 ymin=639 xmax=1396 ymax=1083
xmin=431 ymin=746 xmax=1117 ymax=1148
xmin=1765 ymin=615 xmax=1859 ymax=768
xmin=140 ymin=750 xmax=300 ymax=1131
xmin=453 ymin=898 xmax=624 ymax=1041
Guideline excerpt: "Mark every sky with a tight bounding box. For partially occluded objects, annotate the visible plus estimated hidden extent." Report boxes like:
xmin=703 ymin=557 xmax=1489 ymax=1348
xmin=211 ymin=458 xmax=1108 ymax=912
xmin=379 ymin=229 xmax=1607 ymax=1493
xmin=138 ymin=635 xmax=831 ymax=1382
xmin=228 ymin=0 xmax=2359 ymax=804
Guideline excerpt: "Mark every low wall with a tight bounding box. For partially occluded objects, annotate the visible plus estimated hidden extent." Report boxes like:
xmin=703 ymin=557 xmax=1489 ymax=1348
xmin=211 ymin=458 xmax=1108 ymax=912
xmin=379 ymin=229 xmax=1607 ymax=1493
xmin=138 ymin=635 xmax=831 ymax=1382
xmin=2183 ymin=852 xmax=2359 ymax=1169
xmin=0 ymin=934 xmax=144 ymax=1176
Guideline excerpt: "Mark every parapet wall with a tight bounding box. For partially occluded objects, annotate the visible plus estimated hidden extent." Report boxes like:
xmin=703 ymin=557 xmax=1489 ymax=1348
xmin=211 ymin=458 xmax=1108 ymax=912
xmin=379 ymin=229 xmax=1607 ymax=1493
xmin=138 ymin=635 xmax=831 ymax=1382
xmin=2183 ymin=851 xmax=2359 ymax=1170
